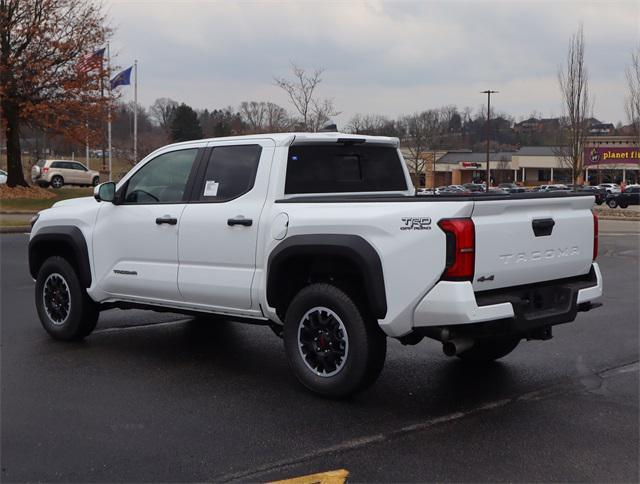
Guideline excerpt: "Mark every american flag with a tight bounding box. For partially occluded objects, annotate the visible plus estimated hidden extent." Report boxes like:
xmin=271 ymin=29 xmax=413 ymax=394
xmin=76 ymin=48 xmax=105 ymax=73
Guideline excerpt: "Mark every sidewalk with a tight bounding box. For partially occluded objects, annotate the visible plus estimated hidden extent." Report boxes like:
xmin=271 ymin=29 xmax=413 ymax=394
xmin=600 ymin=218 xmax=640 ymax=234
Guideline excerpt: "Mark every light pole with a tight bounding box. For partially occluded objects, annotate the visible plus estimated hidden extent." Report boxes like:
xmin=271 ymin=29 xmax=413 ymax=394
xmin=481 ymin=90 xmax=498 ymax=191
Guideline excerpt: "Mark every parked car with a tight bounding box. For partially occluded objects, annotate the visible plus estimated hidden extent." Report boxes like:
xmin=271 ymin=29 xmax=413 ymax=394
xmin=606 ymin=186 xmax=640 ymax=208
xmin=0 ymin=169 xmax=6 ymax=184
xmin=31 ymin=160 xmax=100 ymax=188
xmin=463 ymin=183 xmax=485 ymax=192
xmin=29 ymin=132 xmax=602 ymax=397
xmin=489 ymin=187 xmax=509 ymax=194
xmin=597 ymin=183 xmax=621 ymax=194
xmin=539 ymin=184 xmax=570 ymax=192
xmin=498 ymin=183 xmax=526 ymax=193
xmin=577 ymin=186 xmax=606 ymax=205
xmin=416 ymin=188 xmax=434 ymax=196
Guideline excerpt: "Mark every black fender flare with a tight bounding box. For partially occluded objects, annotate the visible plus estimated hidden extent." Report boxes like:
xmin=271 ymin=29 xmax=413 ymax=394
xmin=29 ymin=225 xmax=92 ymax=288
xmin=267 ymin=234 xmax=387 ymax=319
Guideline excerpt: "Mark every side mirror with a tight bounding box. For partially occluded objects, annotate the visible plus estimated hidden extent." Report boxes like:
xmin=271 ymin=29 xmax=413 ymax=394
xmin=94 ymin=182 xmax=116 ymax=203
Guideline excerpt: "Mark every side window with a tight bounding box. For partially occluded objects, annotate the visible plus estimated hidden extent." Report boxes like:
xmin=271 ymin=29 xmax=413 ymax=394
xmin=72 ymin=163 xmax=87 ymax=171
xmin=198 ymin=144 xmax=262 ymax=201
xmin=123 ymin=149 xmax=199 ymax=204
xmin=50 ymin=162 xmax=64 ymax=169
xmin=285 ymin=144 xmax=407 ymax=194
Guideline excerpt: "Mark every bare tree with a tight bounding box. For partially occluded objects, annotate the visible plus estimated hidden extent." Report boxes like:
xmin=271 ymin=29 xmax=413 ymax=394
xmin=240 ymin=101 xmax=266 ymax=133
xmin=264 ymin=102 xmax=290 ymax=132
xmin=348 ymin=113 xmax=386 ymax=134
xmin=555 ymin=24 xmax=591 ymax=185
xmin=309 ymin=98 xmax=340 ymax=131
xmin=400 ymin=110 xmax=440 ymax=187
xmin=625 ymin=45 xmax=640 ymax=150
xmin=240 ymin=100 xmax=290 ymax=133
xmin=274 ymin=63 xmax=339 ymax=131
xmin=150 ymin=97 xmax=178 ymax=135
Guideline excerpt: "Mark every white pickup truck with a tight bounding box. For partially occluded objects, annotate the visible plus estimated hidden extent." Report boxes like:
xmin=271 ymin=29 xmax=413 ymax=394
xmin=29 ymin=133 xmax=602 ymax=397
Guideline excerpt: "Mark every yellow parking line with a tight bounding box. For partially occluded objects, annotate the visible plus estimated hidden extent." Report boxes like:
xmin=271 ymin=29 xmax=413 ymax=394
xmin=269 ymin=468 xmax=349 ymax=484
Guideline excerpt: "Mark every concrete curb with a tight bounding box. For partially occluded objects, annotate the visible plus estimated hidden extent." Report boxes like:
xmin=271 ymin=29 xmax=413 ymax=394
xmin=0 ymin=226 xmax=30 ymax=234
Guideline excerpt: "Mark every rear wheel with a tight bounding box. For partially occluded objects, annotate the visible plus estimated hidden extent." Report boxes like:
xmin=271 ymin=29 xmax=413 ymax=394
xmin=457 ymin=336 xmax=520 ymax=363
xmin=35 ymin=256 xmax=99 ymax=340
xmin=50 ymin=175 xmax=64 ymax=189
xmin=283 ymin=283 xmax=386 ymax=398
xmin=607 ymin=198 xmax=618 ymax=208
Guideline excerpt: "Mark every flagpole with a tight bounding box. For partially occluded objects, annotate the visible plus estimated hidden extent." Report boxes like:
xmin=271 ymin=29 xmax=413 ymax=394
xmin=134 ymin=59 xmax=138 ymax=164
xmin=107 ymin=43 xmax=113 ymax=182
xmin=85 ymin=120 xmax=89 ymax=169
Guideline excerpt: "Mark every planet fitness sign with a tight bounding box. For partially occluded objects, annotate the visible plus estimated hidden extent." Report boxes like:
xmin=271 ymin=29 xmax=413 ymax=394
xmin=584 ymin=147 xmax=640 ymax=166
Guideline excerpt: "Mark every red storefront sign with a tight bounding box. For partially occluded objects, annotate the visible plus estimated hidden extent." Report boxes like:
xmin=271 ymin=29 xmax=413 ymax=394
xmin=460 ymin=162 xmax=482 ymax=168
xmin=584 ymin=147 xmax=640 ymax=166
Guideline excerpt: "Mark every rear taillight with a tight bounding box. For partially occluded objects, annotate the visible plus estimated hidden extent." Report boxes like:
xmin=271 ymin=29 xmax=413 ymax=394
xmin=592 ymin=210 xmax=598 ymax=261
xmin=438 ymin=218 xmax=475 ymax=281
xmin=42 ymin=167 xmax=49 ymax=173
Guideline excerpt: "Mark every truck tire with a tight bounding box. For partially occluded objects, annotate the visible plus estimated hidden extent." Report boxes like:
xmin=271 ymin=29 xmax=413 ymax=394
xmin=35 ymin=256 xmax=99 ymax=341
xmin=607 ymin=198 xmax=618 ymax=208
xmin=457 ymin=336 xmax=520 ymax=363
xmin=283 ymin=283 xmax=387 ymax=398
xmin=619 ymin=201 xmax=628 ymax=209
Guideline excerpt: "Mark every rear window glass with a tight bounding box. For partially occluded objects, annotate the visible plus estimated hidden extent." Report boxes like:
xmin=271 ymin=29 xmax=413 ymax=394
xmin=284 ymin=144 xmax=407 ymax=194
xmin=37 ymin=160 xmax=46 ymax=167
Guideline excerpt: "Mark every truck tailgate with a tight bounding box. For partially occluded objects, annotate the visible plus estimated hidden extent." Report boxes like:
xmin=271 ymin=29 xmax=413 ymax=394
xmin=471 ymin=195 xmax=595 ymax=291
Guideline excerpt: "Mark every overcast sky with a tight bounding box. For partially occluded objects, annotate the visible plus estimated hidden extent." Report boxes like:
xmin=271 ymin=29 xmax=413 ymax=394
xmin=105 ymin=0 xmax=639 ymax=127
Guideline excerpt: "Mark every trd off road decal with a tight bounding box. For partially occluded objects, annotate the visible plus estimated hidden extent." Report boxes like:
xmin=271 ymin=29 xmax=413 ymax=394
xmin=401 ymin=217 xmax=432 ymax=231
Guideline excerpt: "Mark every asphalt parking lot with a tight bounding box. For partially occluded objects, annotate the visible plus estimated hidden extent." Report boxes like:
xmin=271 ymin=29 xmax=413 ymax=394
xmin=1 ymin=223 xmax=638 ymax=482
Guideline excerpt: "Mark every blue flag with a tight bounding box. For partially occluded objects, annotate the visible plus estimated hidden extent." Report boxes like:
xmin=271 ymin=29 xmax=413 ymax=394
xmin=110 ymin=66 xmax=132 ymax=90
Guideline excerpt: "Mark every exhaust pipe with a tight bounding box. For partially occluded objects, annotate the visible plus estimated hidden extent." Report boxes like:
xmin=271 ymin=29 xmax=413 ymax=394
xmin=442 ymin=338 xmax=474 ymax=357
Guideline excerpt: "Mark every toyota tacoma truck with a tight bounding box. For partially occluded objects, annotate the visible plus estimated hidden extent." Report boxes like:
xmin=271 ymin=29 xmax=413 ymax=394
xmin=29 ymin=133 xmax=603 ymax=397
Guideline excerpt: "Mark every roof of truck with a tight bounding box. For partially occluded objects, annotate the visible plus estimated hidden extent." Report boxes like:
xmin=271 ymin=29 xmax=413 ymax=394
xmin=164 ymin=132 xmax=400 ymax=149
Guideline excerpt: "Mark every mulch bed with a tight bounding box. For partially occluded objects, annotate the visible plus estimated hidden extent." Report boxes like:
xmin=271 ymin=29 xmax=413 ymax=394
xmin=0 ymin=185 xmax=56 ymax=200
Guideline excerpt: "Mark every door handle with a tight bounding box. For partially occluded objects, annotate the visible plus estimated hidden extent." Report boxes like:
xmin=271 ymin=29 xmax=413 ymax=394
xmin=156 ymin=216 xmax=177 ymax=225
xmin=227 ymin=217 xmax=253 ymax=227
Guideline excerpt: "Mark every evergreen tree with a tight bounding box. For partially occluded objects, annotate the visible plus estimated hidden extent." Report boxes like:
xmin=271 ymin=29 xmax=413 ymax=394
xmin=170 ymin=104 xmax=203 ymax=142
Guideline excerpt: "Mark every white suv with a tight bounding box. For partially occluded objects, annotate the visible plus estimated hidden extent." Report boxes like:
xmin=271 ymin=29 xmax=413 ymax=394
xmin=597 ymin=183 xmax=621 ymax=194
xmin=31 ymin=160 xmax=100 ymax=189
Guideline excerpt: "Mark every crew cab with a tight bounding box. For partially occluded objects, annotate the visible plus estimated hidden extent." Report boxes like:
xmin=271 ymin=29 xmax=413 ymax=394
xmin=29 ymin=133 xmax=603 ymax=397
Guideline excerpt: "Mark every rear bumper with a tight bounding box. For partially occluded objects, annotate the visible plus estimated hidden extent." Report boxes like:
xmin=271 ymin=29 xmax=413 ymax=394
xmin=413 ymin=263 xmax=602 ymax=331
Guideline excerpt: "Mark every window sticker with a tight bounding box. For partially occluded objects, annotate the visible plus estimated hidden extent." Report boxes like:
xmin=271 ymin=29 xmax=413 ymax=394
xmin=203 ymin=180 xmax=219 ymax=197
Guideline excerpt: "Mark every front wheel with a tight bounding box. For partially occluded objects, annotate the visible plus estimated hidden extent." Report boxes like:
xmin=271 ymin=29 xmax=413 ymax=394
xmin=35 ymin=256 xmax=99 ymax=340
xmin=92 ymin=176 xmax=100 ymax=187
xmin=457 ymin=336 xmax=520 ymax=363
xmin=619 ymin=202 xmax=628 ymax=209
xmin=283 ymin=283 xmax=387 ymax=398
